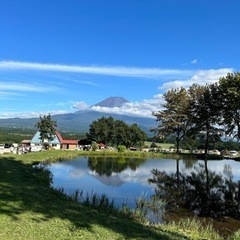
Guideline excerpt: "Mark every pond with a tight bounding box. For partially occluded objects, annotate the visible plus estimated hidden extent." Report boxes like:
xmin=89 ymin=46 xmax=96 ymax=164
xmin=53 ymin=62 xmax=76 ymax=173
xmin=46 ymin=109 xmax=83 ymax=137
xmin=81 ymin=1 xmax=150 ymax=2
xmin=46 ymin=156 xmax=165 ymax=208
xmin=45 ymin=156 xmax=240 ymax=237
xmin=45 ymin=156 xmax=240 ymax=208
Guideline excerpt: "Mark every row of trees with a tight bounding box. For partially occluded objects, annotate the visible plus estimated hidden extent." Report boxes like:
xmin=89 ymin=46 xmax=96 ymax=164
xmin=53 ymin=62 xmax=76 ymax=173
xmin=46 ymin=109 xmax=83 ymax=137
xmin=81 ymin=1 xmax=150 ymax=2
xmin=152 ymin=72 xmax=240 ymax=155
xmin=35 ymin=115 xmax=147 ymax=149
xmin=0 ymin=127 xmax=35 ymax=144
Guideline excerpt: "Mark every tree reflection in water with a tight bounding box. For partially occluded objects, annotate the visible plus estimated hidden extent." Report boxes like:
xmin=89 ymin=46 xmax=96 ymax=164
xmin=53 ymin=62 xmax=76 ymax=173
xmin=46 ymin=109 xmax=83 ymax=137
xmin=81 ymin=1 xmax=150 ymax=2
xmin=88 ymin=156 xmax=146 ymax=176
xmin=149 ymin=160 xmax=240 ymax=219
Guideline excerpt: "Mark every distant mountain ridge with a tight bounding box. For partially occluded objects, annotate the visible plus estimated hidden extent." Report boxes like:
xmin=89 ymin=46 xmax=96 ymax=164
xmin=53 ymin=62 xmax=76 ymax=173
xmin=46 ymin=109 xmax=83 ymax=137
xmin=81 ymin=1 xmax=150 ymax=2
xmin=93 ymin=96 xmax=129 ymax=108
xmin=0 ymin=97 xmax=156 ymax=135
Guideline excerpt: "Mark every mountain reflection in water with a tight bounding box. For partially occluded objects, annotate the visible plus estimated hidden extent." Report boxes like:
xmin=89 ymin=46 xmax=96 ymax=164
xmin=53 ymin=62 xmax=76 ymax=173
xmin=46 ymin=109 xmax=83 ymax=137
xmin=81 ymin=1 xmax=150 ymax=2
xmin=46 ymin=157 xmax=240 ymax=221
xmin=47 ymin=156 xmax=158 ymax=208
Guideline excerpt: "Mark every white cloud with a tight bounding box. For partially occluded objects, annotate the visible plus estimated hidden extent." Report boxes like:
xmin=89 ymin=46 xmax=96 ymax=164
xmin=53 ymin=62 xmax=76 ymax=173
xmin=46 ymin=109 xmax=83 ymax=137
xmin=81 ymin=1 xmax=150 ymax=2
xmin=0 ymin=91 xmax=24 ymax=99
xmin=72 ymin=101 xmax=89 ymax=110
xmin=0 ymin=110 xmax=69 ymax=119
xmin=0 ymin=81 xmax=57 ymax=92
xmin=72 ymin=68 xmax=234 ymax=118
xmin=0 ymin=60 xmax=193 ymax=79
xmin=191 ymin=59 xmax=198 ymax=64
xmin=0 ymin=94 xmax=164 ymax=119
xmin=72 ymin=94 xmax=165 ymax=118
xmin=159 ymin=68 xmax=233 ymax=91
xmin=57 ymin=75 xmax=98 ymax=87
xmin=0 ymin=62 xmax=235 ymax=120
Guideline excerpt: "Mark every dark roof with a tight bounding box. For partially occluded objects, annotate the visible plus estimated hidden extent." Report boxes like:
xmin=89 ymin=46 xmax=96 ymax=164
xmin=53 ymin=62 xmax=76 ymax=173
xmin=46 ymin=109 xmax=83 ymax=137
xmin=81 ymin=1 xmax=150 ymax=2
xmin=78 ymin=138 xmax=94 ymax=145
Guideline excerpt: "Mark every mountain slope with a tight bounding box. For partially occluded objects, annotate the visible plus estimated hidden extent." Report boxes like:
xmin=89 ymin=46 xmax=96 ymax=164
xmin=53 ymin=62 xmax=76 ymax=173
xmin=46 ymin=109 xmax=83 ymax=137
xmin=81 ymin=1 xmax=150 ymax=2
xmin=0 ymin=110 xmax=156 ymax=135
xmin=54 ymin=110 xmax=156 ymax=134
xmin=0 ymin=97 xmax=157 ymax=135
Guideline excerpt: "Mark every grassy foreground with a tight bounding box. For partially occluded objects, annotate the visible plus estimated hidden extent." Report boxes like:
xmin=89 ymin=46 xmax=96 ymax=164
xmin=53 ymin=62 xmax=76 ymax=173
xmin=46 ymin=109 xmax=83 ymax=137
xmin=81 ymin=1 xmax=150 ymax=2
xmin=0 ymin=150 xmax=229 ymax=239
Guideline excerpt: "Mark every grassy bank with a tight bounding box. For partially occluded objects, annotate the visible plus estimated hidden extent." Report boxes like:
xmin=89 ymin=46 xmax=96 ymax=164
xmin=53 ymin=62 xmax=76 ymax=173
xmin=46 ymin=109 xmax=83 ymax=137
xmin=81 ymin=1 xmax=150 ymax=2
xmin=0 ymin=150 xmax=228 ymax=239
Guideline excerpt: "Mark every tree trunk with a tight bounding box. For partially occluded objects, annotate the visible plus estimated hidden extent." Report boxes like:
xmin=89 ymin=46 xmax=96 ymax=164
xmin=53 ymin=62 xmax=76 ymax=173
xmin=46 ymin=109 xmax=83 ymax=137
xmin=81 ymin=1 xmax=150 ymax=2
xmin=204 ymin=122 xmax=210 ymax=159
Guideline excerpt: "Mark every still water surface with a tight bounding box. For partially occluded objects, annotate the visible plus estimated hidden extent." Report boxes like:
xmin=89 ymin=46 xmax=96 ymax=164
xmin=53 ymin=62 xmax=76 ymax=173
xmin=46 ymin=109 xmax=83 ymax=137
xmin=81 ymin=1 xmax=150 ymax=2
xmin=44 ymin=156 xmax=240 ymax=238
xmin=45 ymin=157 xmax=240 ymax=208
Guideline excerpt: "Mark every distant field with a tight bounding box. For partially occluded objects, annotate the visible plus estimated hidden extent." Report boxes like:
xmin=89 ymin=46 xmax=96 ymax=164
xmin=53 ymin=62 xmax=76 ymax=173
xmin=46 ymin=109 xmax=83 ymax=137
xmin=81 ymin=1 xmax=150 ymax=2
xmin=144 ymin=141 xmax=174 ymax=149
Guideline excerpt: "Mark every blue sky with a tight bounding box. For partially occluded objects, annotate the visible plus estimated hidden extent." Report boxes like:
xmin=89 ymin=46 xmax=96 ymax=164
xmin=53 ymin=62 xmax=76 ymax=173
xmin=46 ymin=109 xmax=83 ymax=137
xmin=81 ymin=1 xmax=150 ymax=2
xmin=0 ymin=0 xmax=239 ymax=119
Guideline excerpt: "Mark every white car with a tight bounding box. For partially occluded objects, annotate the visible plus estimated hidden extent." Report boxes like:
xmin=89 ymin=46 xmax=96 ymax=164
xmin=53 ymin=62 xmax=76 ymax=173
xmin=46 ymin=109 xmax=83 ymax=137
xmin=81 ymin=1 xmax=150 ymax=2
xmin=229 ymin=150 xmax=238 ymax=156
xmin=30 ymin=146 xmax=42 ymax=152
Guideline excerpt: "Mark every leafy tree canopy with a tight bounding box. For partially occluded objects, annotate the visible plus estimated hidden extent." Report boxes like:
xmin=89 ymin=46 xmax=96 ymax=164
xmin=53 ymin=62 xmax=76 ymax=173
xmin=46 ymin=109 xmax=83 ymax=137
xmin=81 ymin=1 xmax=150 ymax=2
xmin=152 ymin=81 xmax=227 ymax=155
xmin=36 ymin=114 xmax=57 ymax=143
xmin=87 ymin=117 xmax=147 ymax=148
xmin=219 ymin=72 xmax=240 ymax=140
xmin=152 ymin=87 xmax=191 ymax=153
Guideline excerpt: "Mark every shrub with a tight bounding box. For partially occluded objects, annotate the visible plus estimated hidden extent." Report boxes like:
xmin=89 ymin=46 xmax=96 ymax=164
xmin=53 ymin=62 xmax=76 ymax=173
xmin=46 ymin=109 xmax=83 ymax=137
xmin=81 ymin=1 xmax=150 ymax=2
xmin=150 ymin=142 xmax=158 ymax=148
xmin=117 ymin=145 xmax=126 ymax=152
xmin=92 ymin=142 xmax=98 ymax=151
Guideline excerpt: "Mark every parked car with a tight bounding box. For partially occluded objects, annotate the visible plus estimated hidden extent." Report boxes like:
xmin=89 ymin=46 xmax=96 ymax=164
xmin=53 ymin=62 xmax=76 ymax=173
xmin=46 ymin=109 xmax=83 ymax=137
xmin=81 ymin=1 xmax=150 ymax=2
xmin=30 ymin=146 xmax=42 ymax=152
xmin=229 ymin=150 xmax=238 ymax=156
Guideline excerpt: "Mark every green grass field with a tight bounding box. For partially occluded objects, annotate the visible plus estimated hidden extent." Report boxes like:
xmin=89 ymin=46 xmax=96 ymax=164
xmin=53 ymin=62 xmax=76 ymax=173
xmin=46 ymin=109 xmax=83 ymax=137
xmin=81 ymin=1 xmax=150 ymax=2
xmin=0 ymin=150 xmax=229 ymax=239
xmin=144 ymin=141 xmax=175 ymax=149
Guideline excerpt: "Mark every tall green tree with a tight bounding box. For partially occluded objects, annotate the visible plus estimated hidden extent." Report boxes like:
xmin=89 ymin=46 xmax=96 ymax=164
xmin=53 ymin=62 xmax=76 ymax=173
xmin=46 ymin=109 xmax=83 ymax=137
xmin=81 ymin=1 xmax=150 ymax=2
xmin=152 ymin=87 xmax=191 ymax=153
xmin=114 ymin=119 xmax=129 ymax=146
xmin=128 ymin=123 xmax=147 ymax=147
xmin=188 ymin=83 xmax=223 ymax=156
xmin=219 ymin=72 xmax=240 ymax=140
xmin=36 ymin=114 xmax=57 ymax=145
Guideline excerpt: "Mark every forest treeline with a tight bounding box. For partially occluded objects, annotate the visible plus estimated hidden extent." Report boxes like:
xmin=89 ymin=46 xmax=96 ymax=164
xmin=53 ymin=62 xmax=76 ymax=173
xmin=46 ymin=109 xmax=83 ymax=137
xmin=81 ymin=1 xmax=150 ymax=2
xmin=0 ymin=127 xmax=86 ymax=144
